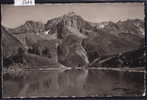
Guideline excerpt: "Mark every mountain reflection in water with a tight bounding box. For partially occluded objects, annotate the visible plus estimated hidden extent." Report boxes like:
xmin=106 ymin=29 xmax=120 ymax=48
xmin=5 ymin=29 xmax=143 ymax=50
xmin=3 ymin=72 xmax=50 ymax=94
xmin=3 ymin=67 xmax=144 ymax=97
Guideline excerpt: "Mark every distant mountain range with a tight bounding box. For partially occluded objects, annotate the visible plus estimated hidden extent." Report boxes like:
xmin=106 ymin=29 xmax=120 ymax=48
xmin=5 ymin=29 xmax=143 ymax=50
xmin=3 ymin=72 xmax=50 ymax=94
xmin=2 ymin=12 xmax=145 ymax=68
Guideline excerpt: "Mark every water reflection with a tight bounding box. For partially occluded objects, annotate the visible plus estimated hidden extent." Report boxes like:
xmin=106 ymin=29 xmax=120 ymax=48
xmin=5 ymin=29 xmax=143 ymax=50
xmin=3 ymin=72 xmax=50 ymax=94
xmin=3 ymin=68 xmax=144 ymax=97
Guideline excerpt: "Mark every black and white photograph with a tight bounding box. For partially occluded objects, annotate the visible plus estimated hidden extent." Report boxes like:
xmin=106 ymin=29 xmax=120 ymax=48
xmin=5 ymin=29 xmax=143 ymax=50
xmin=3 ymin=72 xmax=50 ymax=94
xmin=1 ymin=3 xmax=145 ymax=97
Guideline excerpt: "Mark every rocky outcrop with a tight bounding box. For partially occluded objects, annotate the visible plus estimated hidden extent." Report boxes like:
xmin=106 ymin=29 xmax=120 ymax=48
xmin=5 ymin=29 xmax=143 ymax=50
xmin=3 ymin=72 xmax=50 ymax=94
xmin=58 ymin=35 xmax=89 ymax=67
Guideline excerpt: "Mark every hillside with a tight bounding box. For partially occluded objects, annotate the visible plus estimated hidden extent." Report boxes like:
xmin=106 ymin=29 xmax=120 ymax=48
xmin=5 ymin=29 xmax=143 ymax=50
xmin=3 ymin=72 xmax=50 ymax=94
xmin=1 ymin=26 xmax=24 ymax=59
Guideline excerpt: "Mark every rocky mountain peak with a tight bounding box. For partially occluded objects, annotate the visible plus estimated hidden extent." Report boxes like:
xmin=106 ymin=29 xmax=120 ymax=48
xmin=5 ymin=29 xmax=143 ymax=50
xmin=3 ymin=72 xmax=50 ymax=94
xmin=25 ymin=20 xmax=35 ymax=25
xmin=65 ymin=11 xmax=77 ymax=17
xmin=62 ymin=12 xmax=83 ymax=23
xmin=9 ymin=21 xmax=45 ymax=34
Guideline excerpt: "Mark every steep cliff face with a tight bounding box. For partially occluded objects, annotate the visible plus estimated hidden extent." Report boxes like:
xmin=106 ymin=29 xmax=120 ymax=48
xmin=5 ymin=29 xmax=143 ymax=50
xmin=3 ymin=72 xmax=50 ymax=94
xmin=58 ymin=34 xmax=89 ymax=67
xmin=45 ymin=12 xmax=94 ymax=39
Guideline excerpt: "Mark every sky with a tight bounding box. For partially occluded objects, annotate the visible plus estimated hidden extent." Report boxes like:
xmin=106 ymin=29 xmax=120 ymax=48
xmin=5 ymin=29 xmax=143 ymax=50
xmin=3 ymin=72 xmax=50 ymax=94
xmin=1 ymin=3 xmax=144 ymax=28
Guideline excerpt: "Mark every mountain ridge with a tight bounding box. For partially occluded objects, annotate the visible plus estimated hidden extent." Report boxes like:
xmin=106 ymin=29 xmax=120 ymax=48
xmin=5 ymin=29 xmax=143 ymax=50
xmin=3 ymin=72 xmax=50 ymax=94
xmin=2 ymin=12 xmax=145 ymax=68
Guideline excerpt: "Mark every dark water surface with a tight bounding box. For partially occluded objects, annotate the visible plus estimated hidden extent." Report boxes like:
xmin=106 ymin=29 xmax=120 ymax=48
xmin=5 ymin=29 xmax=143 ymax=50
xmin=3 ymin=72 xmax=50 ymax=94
xmin=3 ymin=68 xmax=144 ymax=97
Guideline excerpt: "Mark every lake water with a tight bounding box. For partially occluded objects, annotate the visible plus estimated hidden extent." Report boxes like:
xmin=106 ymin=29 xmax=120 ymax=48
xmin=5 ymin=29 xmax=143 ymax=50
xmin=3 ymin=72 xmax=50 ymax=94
xmin=3 ymin=68 xmax=144 ymax=97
